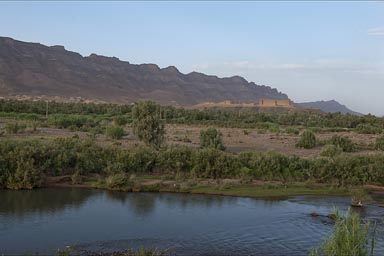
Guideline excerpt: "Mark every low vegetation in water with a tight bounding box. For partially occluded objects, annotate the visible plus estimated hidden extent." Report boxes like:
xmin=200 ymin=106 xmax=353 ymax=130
xmin=310 ymin=208 xmax=377 ymax=256
xmin=55 ymin=247 xmax=169 ymax=256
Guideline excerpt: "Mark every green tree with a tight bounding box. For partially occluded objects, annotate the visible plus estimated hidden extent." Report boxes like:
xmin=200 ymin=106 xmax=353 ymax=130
xmin=132 ymin=101 xmax=165 ymax=150
xmin=199 ymin=127 xmax=226 ymax=151
xmin=296 ymin=130 xmax=317 ymax=149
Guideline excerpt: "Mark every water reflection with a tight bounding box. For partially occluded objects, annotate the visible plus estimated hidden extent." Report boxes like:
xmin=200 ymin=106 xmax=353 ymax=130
xmin=0 ymin=188 xmax=96 ymax=220
xmin=106 ymin=191 xmax=157 ymax=217
xmin=0 ymin=189 xmax=383 ymax=255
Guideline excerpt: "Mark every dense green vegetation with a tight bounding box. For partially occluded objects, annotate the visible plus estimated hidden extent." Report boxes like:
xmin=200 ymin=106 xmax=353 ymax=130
xmin=310 ymin=208 xmax=377 ymax=256
xmin=132 ymin=101 xmax=165 ymax=149
xmin=296 ymin=130 xmax=317 ymax=149
xmin=375 ymin=136 xmax=384 ymax=151
xmin=199 ymin=127 xmax=225 ymax=151
xmin=2 ymin=137 xmax=384 ymax=189
xmin=1 ymin=99 xmax=384 ymax=191
xmin=327 ymin=135 xmax=356 ymax=152
xmin=1 ymin=99 xmax=384 ymax=130
xmin=105 ymin=125 xmax=127 ymax=140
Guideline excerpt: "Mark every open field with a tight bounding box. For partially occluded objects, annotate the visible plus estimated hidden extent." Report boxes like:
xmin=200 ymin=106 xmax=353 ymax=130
xmin=0 ymin=121 xmax=382 ymax=158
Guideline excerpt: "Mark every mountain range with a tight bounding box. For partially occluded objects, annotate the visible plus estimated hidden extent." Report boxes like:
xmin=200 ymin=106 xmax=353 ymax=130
xmin=295 ymin=100 xmax=361 ymax=115
xmin=0 ymin=36 xmax=359 ymax=114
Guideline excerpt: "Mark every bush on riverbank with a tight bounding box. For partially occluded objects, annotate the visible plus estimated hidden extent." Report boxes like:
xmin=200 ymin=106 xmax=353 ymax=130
xmin=310 ymin=208 xmax=377 ymax=256
xmin=2 ymin=138 xmax=384 ymax=189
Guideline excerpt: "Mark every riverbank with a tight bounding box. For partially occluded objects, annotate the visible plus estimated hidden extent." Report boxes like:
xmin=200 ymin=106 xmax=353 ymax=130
xmin=45 ymin=175 xmax=355 ymax=199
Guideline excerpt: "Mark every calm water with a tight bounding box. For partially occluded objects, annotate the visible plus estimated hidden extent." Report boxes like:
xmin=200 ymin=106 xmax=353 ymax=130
xmin=0 ymin=188 xmax=384 ymax=255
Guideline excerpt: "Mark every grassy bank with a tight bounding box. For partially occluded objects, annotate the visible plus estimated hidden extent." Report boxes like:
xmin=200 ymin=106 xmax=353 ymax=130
xmin=49 ymin=175 xmax=351 ymax=199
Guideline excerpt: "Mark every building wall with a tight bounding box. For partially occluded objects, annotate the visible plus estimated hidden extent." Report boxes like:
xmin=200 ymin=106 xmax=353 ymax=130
xmin=259 ymin=98 xmax=292 ymax=107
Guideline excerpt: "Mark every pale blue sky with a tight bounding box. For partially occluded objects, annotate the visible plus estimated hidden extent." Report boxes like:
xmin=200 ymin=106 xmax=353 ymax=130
xmin=1 ymin=1 xmax=383 ymax=114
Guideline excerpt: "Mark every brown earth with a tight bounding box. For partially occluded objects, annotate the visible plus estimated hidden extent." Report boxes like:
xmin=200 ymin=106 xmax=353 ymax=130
xmin=1 ymin=121 xmax=381 ymax=158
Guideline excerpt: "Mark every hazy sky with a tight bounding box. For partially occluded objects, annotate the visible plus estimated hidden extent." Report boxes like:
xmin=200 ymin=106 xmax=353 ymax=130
xmin=1 ymin=1 xmax=383 ymax=115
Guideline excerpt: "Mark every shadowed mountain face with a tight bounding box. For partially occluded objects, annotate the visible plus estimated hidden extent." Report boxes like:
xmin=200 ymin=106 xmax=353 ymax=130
xmin=0 ymin=37 xmax=288 ymax=105
xmin=295 ymin=100 xmax=361 ymax=115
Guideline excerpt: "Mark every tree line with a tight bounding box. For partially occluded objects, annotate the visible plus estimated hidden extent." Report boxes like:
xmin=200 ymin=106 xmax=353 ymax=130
xmin=2 ymin=137 xmax=384 ymax=189
xmin=1 ymin=99 xmax=384 ymax=131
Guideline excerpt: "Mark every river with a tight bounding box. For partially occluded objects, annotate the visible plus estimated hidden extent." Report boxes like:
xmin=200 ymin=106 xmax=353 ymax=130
xmin=0 ymin=188 xmax=383 ymax=255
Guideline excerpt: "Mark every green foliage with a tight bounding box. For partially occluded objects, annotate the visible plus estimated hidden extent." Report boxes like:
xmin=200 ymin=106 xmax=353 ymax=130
xmin=71 ymin=171 xmax=82 ymax=185
xmin=286 ymin=127 xmax=300 ymax=135
xmin=132 ymin=101 xmax=165 ymax=150
xmin=320 ymin=144 xmax=343 ymax=158
xmin=375 ymin=136 xmax=384 ymax=151
xmin=106 ymin=125 xmax=126 ymax=140
xmin=351 ymin=189 xmax=369 ymax=207
xmin=192 ymin=148 xmax=238 ymax=178
xmin=2 ymin=99 xmax=384 ymax=130
xmin=199 ymin=127 xmax=226 ymax=151
xmin=328 ymin=135 xmax=356 ymax=152
xmin=296 ymin=130 xmax=317 ymax=149
xmin=118 ymin=247 xmax=169 ymax=256
xmin=105 ymin=173 xmax=131 ymax=189
xmin=356 ymin=124 xmax=382 ymax=134
xmin=5 ymin=122 xmax=26 ymax=134
xmin=2 ymin=137 xmax=384 ymax=189
xmin=47 ymin=114 xmax=98 ymax=131
xmin=114 ymin=115 xmax=129 ymax=126
xmin=310 ymin=208 xmax=376 ymax=256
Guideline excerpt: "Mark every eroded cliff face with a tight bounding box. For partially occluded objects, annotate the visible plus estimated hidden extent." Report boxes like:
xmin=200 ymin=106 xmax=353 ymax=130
xmin=0 ymin=37 xmax=288 ymax=105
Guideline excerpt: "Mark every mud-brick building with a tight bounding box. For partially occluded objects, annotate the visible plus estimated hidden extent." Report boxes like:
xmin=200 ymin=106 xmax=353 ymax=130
xmin=258 ymin=98 xmax=293 ymax=107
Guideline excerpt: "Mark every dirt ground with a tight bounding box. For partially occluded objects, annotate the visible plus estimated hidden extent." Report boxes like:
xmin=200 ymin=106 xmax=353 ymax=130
xmin=1 ymin=122 xmax=382 ymax=158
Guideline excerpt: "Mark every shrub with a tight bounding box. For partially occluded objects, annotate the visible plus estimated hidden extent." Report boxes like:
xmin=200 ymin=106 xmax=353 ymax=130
xmin=375 ymin=136 xmax=384 ymax=151
xmin=113 ymin=115 xmax=129 ymax=126
xmin=296 ymin=130 xmax=316 ymax=149
xmin=310 ymin=208 xmax=376 ymax=256
xmin=106 ymin=126 xmax=126 ymax=140
xmin=71 ymin=171 xmax=82 ymax=185
xmin=356 ymin=124 xmax=382 ymax=134
xmin=47 ymin=114 xmax=97 ymax=130
xmin=105 ymin=173 xmax=131 ymax=189
xmin=5 ymin=122 xmax=26 ymax=134
xmin=199 ymin=127 xmax=225 ymax=151
xmin=320 ymin=144 xmax=343 ymax=157
xmin=286 ymin=127 xmax=300 ymax=135
xmin=328 ymin=135 xmax=355 ymax=152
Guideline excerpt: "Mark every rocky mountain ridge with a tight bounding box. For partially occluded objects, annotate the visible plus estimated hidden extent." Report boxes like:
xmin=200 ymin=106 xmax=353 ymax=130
xmin=0 ymin=37 xmax=288 ymax=106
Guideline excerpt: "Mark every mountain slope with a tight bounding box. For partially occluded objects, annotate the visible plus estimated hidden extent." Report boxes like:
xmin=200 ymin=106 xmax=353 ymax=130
xmin=295 ymin=100 xmax=361 ymax=115
xmin=0 ymin=37 xmax=288 ymax=105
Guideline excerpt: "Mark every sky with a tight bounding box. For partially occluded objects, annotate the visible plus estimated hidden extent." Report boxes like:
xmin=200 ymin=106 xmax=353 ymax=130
xmin=1 ymin=1 xmax=383 ymax=115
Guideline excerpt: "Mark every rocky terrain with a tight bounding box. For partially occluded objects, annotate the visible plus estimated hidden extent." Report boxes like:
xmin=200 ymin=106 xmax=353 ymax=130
xmin=0 ymin=37 xmax=288 ymax=106
xmin=295 ymin=100 xmax=361 ymax=115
